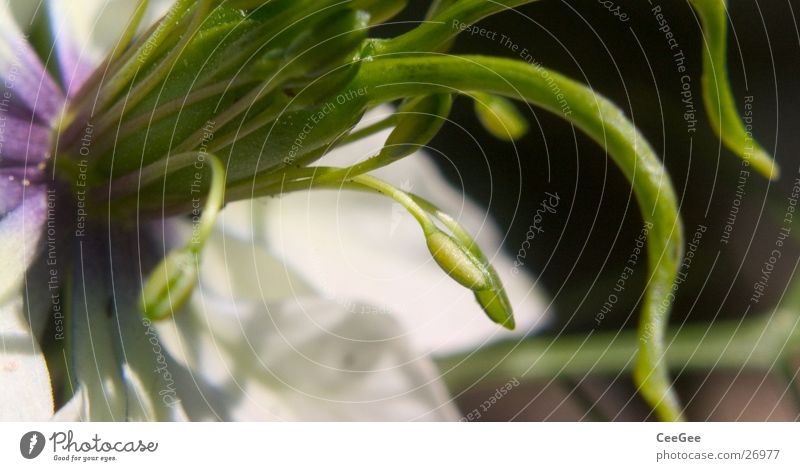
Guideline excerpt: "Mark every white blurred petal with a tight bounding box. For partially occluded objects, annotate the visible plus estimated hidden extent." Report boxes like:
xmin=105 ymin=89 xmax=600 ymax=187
xmin=51 ymin=388 xmax=85 ymax=421
xmin=260 ymin=107 xmax=550 ymax=354
xmin=0 ymin=194 xmax=52 ymax=419
xmin=47 ymin=0 xmax=172 ymax=93
xmin=155 ymin=216 xmax=458 ymax=421
xmin=47 ymin=0 xmax=172 ymax=65
xmin=0 ymin=296 xmax=53 ymax=419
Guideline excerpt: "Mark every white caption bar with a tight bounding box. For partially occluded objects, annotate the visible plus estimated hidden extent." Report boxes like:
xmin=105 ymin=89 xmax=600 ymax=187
xmin=1 ymin=422 xmax=797 ymax=470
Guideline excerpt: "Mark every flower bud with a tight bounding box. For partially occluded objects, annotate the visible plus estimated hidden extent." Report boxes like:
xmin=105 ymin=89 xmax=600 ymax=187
xmin=426 ymin=231 xmax=491 ymax=291
xmin=471 ymin=92 xmax=528 ymax=141
xmin=475 ymin=282 xmax=515 ymax=330
xmin=140 ymin=249 xmax=199 ymax=321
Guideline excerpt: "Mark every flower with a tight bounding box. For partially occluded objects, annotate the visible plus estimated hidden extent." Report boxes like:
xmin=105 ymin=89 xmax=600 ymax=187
xmin=1 ymin=0 xmax=548 ymax=421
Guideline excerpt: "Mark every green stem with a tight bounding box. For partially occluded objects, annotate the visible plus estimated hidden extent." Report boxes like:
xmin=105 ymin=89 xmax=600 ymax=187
xmin=191 ymin=152 xmax=226 ymax=251
xmin=689 ymin=0 xmax=778 ymax=179
xmin=374 ymin=0 xmax=539 ymax=54
xmin=351 ymin=54 xmax=685 ymax=420
xmin=437 ymin=307 xmax=800 ymax=392
xmin=336 ymin=114 xmax=399 ymax=147
xmin=244 ymin=172 xmax=438 ymax=233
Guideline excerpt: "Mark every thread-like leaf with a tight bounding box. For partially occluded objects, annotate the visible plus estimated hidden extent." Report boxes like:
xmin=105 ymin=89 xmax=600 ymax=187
xmin=355 ymin=55 xmax=685 ymax=421
xmin=689 ymin=0 xmax=778 ymax=179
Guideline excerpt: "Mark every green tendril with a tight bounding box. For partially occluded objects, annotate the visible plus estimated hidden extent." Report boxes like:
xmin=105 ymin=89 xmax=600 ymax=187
xmin=139 ymin=153 xmax=226 ymax=321
xmin=689 ymin=0 xmax=779 ymax=179
xmin=351 ymin=54 xmax=684 ymax=420
xmin=374 ymin=0 xmax=539 ymax=54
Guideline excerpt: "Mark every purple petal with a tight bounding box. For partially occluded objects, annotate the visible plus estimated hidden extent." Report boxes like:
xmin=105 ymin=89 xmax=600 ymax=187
xmin=0 ymin=9 xmax=64 ymax=123
xmin=52 ymin=35 xmax=95 ymax=98
xmin=0 ymin=175 xmax=23 ymax=215
xmin=0 ymin=115 xmax=51 ymax=165
xmin=0 ymin=173 xmax=48 ymax=216
xmin=0 ymin=83 xmax=36 ymax=121
xmin=47 ymin=1 xmax=104 ymax=98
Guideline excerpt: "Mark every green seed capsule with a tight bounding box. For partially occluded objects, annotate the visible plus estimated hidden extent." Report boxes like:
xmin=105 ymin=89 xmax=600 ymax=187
xmin=426 ymin=231 xmax=491 ymax=291
xmin=474 ymin=271 xmax=515 ymax=330
xmin=140 ymin=249 xmax=199 ymax=321
xmin=471 ymin=92 xmax=529 ymax=141
xmin=381 ymin=94 xmax=452 ymax=160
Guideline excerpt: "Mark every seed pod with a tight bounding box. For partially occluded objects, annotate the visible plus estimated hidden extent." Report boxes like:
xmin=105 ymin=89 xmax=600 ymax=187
xmin=471 ymin=92 xmax=528 ymax=141
xmin=474 ymin=268 xmax=515 ymax=330
xmin=381 ymin=94 xmax=452 ymax=160
xmin=426 ymin=231 xmax=491 ymax=291
xmin=140 ymin=249 xmax=199 ymax=321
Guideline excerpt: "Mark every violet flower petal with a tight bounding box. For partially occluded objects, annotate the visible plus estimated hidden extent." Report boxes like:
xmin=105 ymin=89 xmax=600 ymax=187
xmin=0 ymin=115 xmax=51 ymax=165
xmin=0 ymin=4 xmax=64 ymax=123
xmin=47 ymin=0 xmax=102 ymax=97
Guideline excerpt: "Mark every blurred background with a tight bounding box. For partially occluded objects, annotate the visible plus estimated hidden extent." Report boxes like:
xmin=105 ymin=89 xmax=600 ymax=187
xmin=376 ymin=0 xmax=800 ymax=420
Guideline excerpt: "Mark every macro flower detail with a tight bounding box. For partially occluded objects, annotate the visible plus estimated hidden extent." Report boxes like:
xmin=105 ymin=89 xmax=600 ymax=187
xmin=0 ymin=0 xmax=782 ymax=423
xmin=0 ymin=0 xmax=536 ymax=421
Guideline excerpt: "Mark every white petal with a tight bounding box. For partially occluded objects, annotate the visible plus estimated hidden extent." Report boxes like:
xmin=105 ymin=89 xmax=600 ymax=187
xmin=5 ymin=1 xmax=38 ymax=30
xmin=154 ymin=217 xmax=458 ymax=420
xmin=111 ymin=258 xmax=190 ymax=421
xmin=260 ymin=107 xmax=550 ymax=355
xmin=47 ymin=0 xmax=171 ymax=67
xmin=51 ymin=388 xmax=85 ymax=421
xmin=197 ymin=205 xmax=316 ymax=302
xmin=0 ymin=296 xmax=53 ymax=419
xmin=0 ymin=193 xmax=52 ymax=420
xmin=159 ymin=294 xmax=458 ymax=421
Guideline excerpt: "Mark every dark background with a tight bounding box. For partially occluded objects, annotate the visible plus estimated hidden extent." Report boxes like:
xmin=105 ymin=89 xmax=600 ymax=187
xmin=376 ymin=0 xmax=800 ymax=420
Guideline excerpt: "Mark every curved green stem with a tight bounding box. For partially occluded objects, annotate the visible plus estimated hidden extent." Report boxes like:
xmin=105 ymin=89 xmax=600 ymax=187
xmin=337 ymin=114 xmax=399 ymax=147
xmin=191 ymin=152 xmax=226 ymax=251
xmin=689 ymin=0 xmax=778 ymax=179
xmin=138 ymin=153 xmax=225 ymax=321
xmin=374 ymin=0 xmax=539 ymax=54
xmin=351 ymin=54 xmax=685 ymax=420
